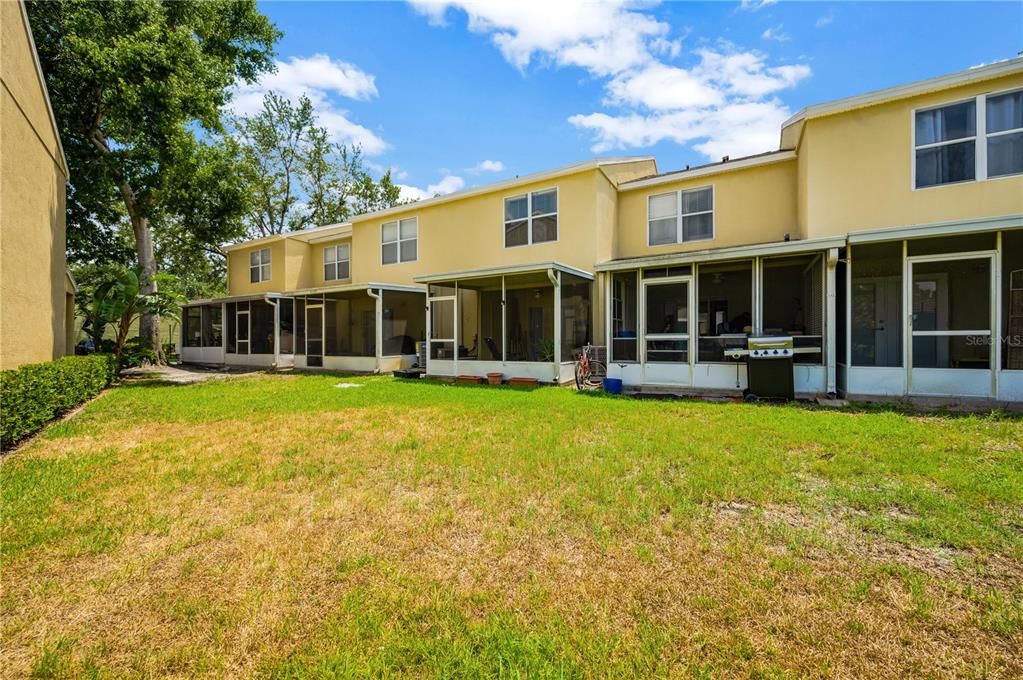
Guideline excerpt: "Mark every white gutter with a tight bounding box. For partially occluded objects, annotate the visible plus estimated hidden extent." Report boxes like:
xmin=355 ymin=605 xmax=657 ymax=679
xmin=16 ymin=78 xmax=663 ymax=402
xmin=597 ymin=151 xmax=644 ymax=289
xmin=594 ymin=236 xmax=847 ymax=272
xmin=782 ymin=56 xmax=1023 ymax=129
xmin=618 ymin=150 xmax=796 ymax=191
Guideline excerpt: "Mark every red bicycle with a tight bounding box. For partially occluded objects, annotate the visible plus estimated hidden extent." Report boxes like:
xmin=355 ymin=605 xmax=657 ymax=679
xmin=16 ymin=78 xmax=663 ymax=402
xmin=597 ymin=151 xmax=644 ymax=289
xmin=574 ymin=344 xmax=607 ymax=390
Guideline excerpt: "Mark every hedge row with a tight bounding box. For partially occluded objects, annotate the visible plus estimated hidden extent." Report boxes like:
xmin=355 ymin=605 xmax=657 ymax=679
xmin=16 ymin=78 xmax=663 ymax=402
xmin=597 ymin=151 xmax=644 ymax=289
xmin=1 ymin=354 xmax=118 ymax=449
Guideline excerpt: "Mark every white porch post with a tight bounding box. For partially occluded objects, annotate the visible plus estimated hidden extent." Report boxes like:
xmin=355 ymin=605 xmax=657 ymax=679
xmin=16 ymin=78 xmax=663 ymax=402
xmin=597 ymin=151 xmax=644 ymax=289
xmin=501 ymin=276 xmax=507 ymax=363
xmin=826 ymin=248 xmax=839 ymax=397
xmin=374 ymin=289 xmax=383 ymax=370
xmin=272 ymin=298 xmax=281 ymax=367
xmin=552 ymin=269 xmax=562 ymax=382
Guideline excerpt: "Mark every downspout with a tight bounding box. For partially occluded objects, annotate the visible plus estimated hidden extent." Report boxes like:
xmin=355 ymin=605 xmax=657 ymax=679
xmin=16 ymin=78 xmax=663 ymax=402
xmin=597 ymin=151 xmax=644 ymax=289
xmin=366 ymin=287 xmax=382 ymax=374
xmin=264 ymin=294 xmax=280 ymax=369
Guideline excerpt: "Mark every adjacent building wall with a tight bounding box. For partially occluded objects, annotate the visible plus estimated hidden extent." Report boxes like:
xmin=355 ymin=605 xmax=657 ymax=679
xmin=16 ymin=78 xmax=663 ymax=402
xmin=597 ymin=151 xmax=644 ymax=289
xmin=797 ymin=73 xmax=1023 ymax=238
xmin=0 ymin=0 xmax=70 ymax=369
xmin=349 ymin=168 xmax=622 ymax=286
xmin=226 ymin=238 xmax=287 ymax=295
xmin=615 ymin=158 xmax=800 ymax=260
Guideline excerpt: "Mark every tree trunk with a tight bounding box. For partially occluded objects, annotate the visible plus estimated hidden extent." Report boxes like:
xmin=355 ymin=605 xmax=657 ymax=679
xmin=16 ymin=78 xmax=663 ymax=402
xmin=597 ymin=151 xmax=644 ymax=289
xmin=119 ymin=182 xmax=164 ymax=363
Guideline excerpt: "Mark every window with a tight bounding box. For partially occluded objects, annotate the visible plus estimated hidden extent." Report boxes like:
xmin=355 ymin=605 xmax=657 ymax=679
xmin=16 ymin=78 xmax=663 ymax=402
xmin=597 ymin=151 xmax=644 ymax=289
xmin=249 ymin=248 xmax=271 ymax=283
xmin=201 ymin=305 xmax=222 ymax=347
xmin=382 ymin=217 xmax=417 ymax=264
xmin=914 ymin=89 xmax=1023 ymax=188
xmin=611 ymin=272 xmax=638 ymax=362
xmin=504 ymin=189 xmax=558 ymax=247
xmin=850 ymin=242 xmax=903 ymax=367
xmin=915 ymin=100 xmax=976 ymax=188
xmin=647 ymin=187 xmax=713 ymax=246
xmin=323 ymin=243 xmax=350 ymax=281
xmin=697 ymin=260 xmax=752 ymax=362
xmin=250 ymin=300 xmax=275 ymax=354
xmin=183 ymin=307 xmax=202 ymax=347
xmin=382 ymin=290 xmax=426 ymax=356
xmin=762 ymin=254 xmax=824 ymax=364
xmin=987 ymin=90 xmax=1023 ymax=178
xmin=184 ymin=305 xmax=222 ymax=348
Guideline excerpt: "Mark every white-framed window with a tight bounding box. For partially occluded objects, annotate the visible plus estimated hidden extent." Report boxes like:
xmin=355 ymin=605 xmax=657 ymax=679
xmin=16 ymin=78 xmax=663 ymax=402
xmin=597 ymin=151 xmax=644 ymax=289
xmin=504 ymin=188 xmax=558 ymax=247
xmin=323 ymin=243 xmax=350 ymax=281
xmin=249 ymin=247 xmax=271 ymax=283
xmin=382 ymin=217 xmax=417 ymax=265
xmin=648 ymin=186 xmax=713 ymax=246
xmin=914 ymin=88 xmax=1023 ymax=188
xmin=987 ymin=89 xmax=1023 ymax=179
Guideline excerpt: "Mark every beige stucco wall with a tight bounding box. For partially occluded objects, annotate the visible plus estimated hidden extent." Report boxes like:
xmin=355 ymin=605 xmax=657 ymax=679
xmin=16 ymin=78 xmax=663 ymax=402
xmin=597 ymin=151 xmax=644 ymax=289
xmin=349 ymin=168 xmax=623 ymax=286
xmin=307 ymin=237 xmax=352 ymax=289
xmin=226 ymin=238 xmax=287 ymax=295
xmin=614 ymin=159 xmax=799 ymax=261
xmin=797 ymin=72 xmax=1023 ymax=238
xmin=0 ymin=1 xmax=70 ymax=370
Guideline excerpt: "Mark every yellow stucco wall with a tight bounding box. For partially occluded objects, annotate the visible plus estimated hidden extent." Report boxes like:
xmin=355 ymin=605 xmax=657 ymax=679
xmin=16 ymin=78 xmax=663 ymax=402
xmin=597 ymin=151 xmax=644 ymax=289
xmin=307 ymin=237 xmax=352 ymax=288
xmin=614 ymin=159 xmax=799 ymax=260
xmin=226 ymin=238 xmax=287 ymax=295
xmin=349 ymin=168 xmax=620 ymax=286
xmin=0 ymin=1 xmax=70 ymax=370
xmin=797 ymin=72 xmax=1023 ymax=238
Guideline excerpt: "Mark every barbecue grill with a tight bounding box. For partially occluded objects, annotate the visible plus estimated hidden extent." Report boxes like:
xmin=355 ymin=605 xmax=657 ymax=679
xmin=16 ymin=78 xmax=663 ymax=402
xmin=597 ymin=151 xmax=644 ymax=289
xmin=744 ymin=336 xmax=794 ymax=400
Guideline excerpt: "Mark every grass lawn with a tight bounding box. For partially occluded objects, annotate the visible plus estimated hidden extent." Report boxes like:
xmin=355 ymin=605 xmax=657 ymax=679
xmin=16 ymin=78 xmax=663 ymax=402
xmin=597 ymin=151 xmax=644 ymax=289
xmin=2 ymin=374 xmax=1022 ymax=678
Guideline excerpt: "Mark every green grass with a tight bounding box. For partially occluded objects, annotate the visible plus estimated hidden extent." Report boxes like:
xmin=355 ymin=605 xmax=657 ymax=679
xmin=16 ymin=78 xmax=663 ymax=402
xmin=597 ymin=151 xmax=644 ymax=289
xmin=2 ymin=374 xmax=1021 ymax=678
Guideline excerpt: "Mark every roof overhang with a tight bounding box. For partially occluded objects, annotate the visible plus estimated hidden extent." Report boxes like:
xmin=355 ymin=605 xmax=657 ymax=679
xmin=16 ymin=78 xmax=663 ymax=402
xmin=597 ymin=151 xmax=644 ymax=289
xmin=618 ymin=150 xmax=796 ymax=191
xmin=185 ymin=292 xmax=287 ymax=306
xmin=847 ymin=214 xmax=1023 ymax=244
xmin=18 ymin=0 xmax=69 ymax=178
xmin=352 ymin=157 xmax=655 ymax=223
xmin=414 ymin=261 xmax=593 ymax=284
xmin=782 ymin=56 xmax=1023 ymax=132
xmin=186 ymin=282 xmax=426 ymax=306
xmin=288 ymin=281 xmax=426 ymax=296
xmin=220 ymin=223 xmax=353 ymax=253
xmin=594 ymin=236 xmax=847 ymax=272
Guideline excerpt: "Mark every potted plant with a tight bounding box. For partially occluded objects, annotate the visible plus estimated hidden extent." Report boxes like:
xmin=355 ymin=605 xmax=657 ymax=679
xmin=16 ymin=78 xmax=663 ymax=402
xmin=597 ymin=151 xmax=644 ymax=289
xmin=486 ymin=372 xmax=503 ymax=385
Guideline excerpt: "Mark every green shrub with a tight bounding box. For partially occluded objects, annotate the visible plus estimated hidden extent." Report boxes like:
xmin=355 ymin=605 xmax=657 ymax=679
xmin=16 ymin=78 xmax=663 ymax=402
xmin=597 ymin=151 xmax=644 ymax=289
xmin=0 ymin=354 xmax=118 ymax=449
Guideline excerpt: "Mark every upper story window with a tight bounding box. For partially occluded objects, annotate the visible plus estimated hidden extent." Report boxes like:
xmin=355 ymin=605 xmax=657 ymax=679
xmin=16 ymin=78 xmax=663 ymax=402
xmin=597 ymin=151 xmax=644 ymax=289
xmin=323 ymin=243 xmax=350 ymax=281
xmin=914 ymin=89 xmax=1023 ymax=188
xmin=987 ymin=90 xmax=1023 ymax=178
xmin=249 ymin=247 xmax=271 ymax=283
xmin=382 ymin=217 xmax=417 ymax=265
xmin=648 ymin=186 xmax=713 ymax=246
xmin=504 ymin=188 xmax=558 ymax=247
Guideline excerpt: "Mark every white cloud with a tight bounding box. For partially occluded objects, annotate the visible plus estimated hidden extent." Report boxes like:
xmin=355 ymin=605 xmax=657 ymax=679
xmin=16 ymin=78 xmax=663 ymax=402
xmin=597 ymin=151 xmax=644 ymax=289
xmin=473 ymin=159 xmax=505 ymax=173
xmin=739 ymin=0 xmax=778 ymax=10
xmin=815 ymin=14 xmax=834 ymax=28
xmin=411 ymin=2 xmax=810 ymax=161
xmin=231 ymin=54 xmax=389 ymax=155
xmin=761 ymin=25 xmax=790 ymax=42
xmin=411 ymin=0 xmax=669 ymax=76
xmin=397 ymin=174 xmax=465 ymax=202
xmin=429 ymin=175 xmax=466 ymax=194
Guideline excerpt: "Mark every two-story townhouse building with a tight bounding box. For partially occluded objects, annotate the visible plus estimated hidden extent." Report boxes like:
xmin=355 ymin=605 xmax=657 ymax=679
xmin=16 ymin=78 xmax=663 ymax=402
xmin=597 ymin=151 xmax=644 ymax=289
xmin=183 ymin=57 xmax=1023 ymax=405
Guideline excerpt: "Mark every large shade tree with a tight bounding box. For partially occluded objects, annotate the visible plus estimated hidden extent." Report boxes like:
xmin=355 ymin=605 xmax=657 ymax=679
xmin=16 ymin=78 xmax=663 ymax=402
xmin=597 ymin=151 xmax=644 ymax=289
xmin=230 ymin=92 xmax=405 ymax=238
xmin=27 ymin=0 xmax=280 ymax=355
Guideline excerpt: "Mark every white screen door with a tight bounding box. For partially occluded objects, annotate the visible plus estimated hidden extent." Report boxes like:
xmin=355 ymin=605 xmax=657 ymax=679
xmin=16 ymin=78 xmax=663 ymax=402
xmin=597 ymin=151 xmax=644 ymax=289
xmin=641 ymin=276 xmax=693 ymax=385
xmin=907 ymin=253 xmax=996 ymax=397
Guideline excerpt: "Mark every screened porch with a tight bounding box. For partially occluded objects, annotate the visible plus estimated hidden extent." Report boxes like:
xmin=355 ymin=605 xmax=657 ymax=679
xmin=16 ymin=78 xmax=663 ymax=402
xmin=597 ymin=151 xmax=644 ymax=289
xmin=417 ymin=263 xmax=593 ymax=384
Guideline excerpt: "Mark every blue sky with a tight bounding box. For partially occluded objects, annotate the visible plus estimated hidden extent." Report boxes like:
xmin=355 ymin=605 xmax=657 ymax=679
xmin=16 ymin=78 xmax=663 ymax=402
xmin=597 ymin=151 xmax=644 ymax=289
xmin=241 ymin=1 xmax=1023 ymax=200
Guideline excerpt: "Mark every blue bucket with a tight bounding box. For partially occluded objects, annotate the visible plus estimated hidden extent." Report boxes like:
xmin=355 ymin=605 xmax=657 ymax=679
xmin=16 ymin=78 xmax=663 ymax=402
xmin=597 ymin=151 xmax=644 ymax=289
xmin=602 ymin=377 xmax=623 ymax=395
